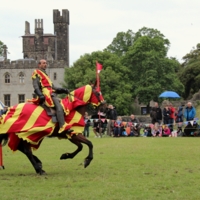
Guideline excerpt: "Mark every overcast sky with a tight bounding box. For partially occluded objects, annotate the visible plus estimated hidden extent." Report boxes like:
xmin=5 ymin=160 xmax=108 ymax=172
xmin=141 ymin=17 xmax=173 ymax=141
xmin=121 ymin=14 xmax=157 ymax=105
xmin=1 ymin=0 xmax=200 ymax=66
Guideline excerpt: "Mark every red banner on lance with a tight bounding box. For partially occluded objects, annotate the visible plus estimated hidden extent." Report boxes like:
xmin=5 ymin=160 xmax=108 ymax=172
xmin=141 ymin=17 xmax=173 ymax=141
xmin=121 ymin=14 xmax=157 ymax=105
xmin=96 ymin=62 xmax=103 ymax=73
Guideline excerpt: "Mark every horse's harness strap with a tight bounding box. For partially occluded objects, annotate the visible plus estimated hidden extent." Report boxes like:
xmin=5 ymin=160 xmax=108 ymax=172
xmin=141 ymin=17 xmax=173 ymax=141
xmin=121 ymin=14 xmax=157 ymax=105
xmin=43 ymin=86 xmax=52 ymax=88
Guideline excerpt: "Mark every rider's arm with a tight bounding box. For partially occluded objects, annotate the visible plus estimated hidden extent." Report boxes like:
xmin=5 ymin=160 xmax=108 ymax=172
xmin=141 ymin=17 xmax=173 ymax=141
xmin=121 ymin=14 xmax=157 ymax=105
xmin=52 ymin=85 xmax=69 ymax=94
xmin=32 ymin=76 xmax=45 ymax=103
xmin=32 ymin=76 xmax=41 ymax=91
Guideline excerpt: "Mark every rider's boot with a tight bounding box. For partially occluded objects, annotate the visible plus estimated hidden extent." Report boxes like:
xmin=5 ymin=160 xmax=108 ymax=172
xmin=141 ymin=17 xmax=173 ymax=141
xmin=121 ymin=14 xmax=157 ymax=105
xmin=58 ymin=122 xmax=73 ymax=134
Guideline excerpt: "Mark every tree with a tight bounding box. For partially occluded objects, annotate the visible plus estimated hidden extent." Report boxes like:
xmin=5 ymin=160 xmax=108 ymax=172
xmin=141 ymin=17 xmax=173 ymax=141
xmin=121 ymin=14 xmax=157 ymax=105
xmin=64 ymin=27 xmax=184 ymax=114
xmin=181 ymin=43 xmax=200 ymax=67
xmin=134 ymin=27 xmax=170 ymax=57
xmin=105 ymin=27 xmax=170 ymax=58
xmin=104 ymin=30 xmax=135 ymax=57
xmin=124 ymin=35 xmax=184 ymax=104
xmin=63 ymin=51 xmax=132 ymax=115
xmin=0 ymin=40 xmax=4 ymax=56
xmin=179 ymin=44 xmax=200 ymax=99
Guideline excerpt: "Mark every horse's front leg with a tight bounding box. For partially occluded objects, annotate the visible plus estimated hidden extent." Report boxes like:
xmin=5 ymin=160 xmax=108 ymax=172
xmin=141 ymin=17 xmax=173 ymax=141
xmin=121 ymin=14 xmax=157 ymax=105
xmin=72 ymin=134 xmax=93 ymax=168
xmin=17 ymin=140 xmax=46 ymax=175
xmin=60 ymin=135 xmax=83 ymax=160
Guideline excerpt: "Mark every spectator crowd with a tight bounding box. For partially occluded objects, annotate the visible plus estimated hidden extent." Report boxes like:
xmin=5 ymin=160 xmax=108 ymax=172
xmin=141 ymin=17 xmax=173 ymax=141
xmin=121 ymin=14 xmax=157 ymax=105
xmin=85 ymin=101 xmax=199 ymax=138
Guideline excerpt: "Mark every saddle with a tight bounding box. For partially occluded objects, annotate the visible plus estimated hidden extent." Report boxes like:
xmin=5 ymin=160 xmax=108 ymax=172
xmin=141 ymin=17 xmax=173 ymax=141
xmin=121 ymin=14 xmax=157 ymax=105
xmin=41 ymin=104 xmax=58 ymax=123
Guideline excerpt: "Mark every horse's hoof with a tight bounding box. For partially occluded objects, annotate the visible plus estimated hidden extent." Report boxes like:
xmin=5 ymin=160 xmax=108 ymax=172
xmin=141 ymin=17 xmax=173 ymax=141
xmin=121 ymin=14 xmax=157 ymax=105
xmin=38 ymin=169 xmax=47 ymax=175
xmin=84 ymin=158 xmax=92 ymax=168
xmin=60 ymin=153 xmax=70 ymax=160
xmin=41 ymin=169 xmax=46 ymax=175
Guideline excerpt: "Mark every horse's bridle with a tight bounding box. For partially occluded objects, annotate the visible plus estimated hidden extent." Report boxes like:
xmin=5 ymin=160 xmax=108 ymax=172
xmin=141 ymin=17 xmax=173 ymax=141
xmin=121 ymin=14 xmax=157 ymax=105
xmin=92 ymin=89 xmax=101 ymax=103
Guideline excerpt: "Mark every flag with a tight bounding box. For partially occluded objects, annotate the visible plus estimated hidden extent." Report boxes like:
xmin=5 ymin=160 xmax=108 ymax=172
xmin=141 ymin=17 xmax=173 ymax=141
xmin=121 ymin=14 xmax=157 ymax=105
xmin=96 ymin=62 xmax=103 ymax=73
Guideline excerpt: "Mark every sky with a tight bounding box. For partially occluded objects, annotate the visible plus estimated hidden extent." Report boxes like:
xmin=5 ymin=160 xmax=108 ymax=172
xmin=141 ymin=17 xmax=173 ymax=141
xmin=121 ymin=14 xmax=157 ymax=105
xmin=1 ymin=0 xmax=200 ymax=66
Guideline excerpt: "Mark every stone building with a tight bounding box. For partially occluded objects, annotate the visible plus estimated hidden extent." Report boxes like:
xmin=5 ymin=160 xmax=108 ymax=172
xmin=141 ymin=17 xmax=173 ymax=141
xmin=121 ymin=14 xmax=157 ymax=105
xmin=0 ymin=9 xmax=70 ymax=107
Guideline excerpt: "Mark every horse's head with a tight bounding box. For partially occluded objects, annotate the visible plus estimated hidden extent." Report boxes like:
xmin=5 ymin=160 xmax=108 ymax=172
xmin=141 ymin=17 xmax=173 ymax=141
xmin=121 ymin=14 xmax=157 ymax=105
xmin=90 ymin=84 xmax=107 ymax=112
xmin=61 ymin=84 xmax=106 ymax=113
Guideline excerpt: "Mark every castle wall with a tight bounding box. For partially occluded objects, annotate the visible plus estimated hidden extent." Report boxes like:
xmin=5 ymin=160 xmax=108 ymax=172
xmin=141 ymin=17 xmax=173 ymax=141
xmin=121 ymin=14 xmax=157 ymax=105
xmin=0 ymin=9 xmax=69 ymax=107
xmin=0 ymin=60 xmax=65 ymax=106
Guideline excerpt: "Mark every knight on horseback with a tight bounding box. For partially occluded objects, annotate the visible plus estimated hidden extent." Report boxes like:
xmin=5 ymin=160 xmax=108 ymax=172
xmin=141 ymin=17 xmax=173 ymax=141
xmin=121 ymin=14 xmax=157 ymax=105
xmin=32 ymin=59 xmax=72 ymax=134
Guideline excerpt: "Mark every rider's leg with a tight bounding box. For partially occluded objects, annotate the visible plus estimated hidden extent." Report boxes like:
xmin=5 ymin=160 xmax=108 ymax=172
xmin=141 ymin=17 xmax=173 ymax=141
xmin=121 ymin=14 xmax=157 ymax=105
xmin=52 ymin=96 xmax=72 ymax=133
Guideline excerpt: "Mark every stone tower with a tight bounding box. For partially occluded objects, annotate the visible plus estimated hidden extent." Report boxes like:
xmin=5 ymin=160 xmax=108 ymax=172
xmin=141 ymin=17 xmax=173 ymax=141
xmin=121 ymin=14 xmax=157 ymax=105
xmin=53 ymin=9 xmax=70 ymax=66
xmin=22 ymin=19 xmax=56 ymax=61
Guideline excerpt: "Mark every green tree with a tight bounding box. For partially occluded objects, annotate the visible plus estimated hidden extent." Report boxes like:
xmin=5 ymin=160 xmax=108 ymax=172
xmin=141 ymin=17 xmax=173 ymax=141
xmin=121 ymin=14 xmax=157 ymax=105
xmin=64 ymin=51 xmax=132 ymax=115
xmin=134 ymin=27 xmax=170 ymax=56
xmin=124 ymin=35 xmax=184 ymax=104
xmin=64 ymin=27 xmax=184 ymax=114
xmin=179 ymin=43 xmax=200 ymax=98
xmin=104 ymin=30 xmax=135 ymax=57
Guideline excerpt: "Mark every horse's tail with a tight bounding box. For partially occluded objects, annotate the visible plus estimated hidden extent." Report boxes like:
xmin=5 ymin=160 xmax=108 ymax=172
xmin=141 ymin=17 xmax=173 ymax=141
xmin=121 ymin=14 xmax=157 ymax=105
xmin=0 ymin=134 xmax=8 ymax=146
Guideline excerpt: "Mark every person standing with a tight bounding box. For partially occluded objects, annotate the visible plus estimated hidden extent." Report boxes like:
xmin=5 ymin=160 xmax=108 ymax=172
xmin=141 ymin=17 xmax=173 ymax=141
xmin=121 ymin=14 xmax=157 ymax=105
xmin=93 ymin=119 xmax=102 ymax=138
xmin=168 ymin=103 xmax=175 ymax=132
xmin=175 ymin=106 xmax=184 ymax=133
xmin=32 ymin=59 xmax=72 ymax=134
xmin=184 ymin=102 xmax=196 ymax=121
xmin=150 ymin=102 xmax=162 ymax=124
xmin=83 ymin=112 xmax=91 ymax=138
xmin=106 ymin=104 xmax=117 ymax=136
xmin=163 ymin=104 xmax=171 ymax=125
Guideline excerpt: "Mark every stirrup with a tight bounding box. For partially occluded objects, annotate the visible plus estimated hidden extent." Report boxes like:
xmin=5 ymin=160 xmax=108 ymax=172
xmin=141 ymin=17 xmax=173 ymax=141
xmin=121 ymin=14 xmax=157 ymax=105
xmin=59 ymin=129 xmax=74 ymax=136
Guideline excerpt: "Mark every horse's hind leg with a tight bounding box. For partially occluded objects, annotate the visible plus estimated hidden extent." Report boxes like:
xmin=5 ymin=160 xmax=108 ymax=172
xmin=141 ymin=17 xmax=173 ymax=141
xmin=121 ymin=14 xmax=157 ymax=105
xmin=17 ymin=140 xmax=46 ymax=175
xmin=32 ymin=155 xmax=43 ymax=169
xmin=60 ymin=137 xmax=83 ymax=160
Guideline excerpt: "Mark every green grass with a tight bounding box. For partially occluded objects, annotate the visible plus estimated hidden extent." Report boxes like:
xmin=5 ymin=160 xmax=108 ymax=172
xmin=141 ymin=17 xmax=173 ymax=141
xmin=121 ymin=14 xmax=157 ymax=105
xmin=1 ymin=136 xmax=200 ymax=200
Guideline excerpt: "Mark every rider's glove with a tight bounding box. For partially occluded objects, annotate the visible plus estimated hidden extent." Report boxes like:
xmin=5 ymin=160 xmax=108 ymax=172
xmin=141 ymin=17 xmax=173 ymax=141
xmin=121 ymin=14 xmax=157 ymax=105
xmin=34 ymin=88 xmax=45 ymax=104
xmin=39 ymin=95 xmax=45 ymax=103
xmin=55 ymin=88 xmax=69 ymax=94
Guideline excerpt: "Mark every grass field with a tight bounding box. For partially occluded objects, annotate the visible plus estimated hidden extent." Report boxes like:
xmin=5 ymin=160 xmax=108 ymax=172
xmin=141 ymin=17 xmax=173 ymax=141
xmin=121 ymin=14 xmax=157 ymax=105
xmin=1 ymin=134 xmax=200 ymax=200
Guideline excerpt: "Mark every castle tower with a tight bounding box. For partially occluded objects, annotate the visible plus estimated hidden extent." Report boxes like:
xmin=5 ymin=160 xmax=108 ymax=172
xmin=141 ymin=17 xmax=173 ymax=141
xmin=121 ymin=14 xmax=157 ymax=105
xmin=34 ymin=19 xmax=44 ymax=52
xmin=22 ymin=19 xmax=56 ymax=61
xmin=2 ymin=45 xmax=8 ymax=61
xmin=53 ymin=9 xmax=70 ymax=66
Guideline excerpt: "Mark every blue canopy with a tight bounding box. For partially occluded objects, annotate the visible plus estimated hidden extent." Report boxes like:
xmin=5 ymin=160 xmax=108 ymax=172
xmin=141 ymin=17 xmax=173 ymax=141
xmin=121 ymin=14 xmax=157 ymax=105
xmin=159 ymin=91 xmax=180 ymax=98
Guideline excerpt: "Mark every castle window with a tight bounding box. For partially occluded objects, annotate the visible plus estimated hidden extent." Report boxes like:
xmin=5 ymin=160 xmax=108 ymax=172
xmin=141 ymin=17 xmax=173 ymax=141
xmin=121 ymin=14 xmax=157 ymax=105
xmin=53 ymin=72 xmax=57 ymax=80
xmin=30 ymin=38 xmax=34 ymax=45
xmin=18 ymin=94 xmax=25 ymax=103
xmin=44 ymin=37 xmax=49 ymax=45
xmin=19 ymin=72 xmax=25 ymax=83
xmin=4 ymin=94 xmax=11 ymax=107
xmin=5 ymin=73 xmax=10 ymax=83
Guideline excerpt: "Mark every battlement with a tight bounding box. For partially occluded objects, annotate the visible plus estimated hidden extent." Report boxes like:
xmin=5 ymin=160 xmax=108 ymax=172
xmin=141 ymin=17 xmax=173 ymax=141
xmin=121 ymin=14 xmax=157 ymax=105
xmin=0 ymin=59 xmax=68 ymax=69
xmin=35 ymin=19 xmax=43 ymax=29
xmin=25 ymin=21 xmax=30 ymax=35
xmin=53 ymin=9 xmax=69 ymax=25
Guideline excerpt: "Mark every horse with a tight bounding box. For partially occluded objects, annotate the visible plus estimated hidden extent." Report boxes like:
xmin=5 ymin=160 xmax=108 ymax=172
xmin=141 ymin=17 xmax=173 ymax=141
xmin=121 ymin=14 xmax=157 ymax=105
xmin=0 ymin=84 xmax=106 ymax=175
